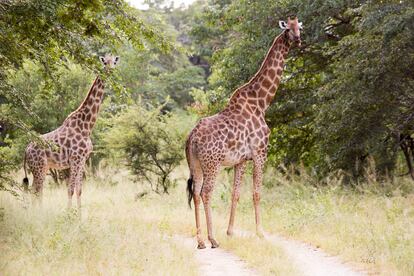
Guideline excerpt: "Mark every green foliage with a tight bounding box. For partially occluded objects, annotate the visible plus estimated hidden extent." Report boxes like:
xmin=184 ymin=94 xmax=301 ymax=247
xmin=190 ymin=0 xmax=414 ymax=179
xmin=0 ymin=0 xmax=175 ymax=189
xmin=8 ymin=61 xmax=94 ymax=134
xmin=2 ymin=0 xmax=414 ymax=190
xmin=0 ymin=0 xmax=172 ymax=125
xmin=315 ymin=2 xmax=414 ymax=176
xmin=116 ymin=44 xmax=207 ymax=108
xmin=103 ymin=103 xmax=191 ymax=193
xmin=189 ymin=0 xmax=360 ymax=168
xmin=0 ymin=143 xmax=20 ymax=193
xmin=157 ymin=66 xmax=206 ymax=107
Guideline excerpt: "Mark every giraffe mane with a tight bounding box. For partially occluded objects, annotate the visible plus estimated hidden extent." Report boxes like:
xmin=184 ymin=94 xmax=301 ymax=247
xmin=63 ymin=76 xmax=100 ymax=124
xmin=228 ymin=30 xmax=288 ymax=103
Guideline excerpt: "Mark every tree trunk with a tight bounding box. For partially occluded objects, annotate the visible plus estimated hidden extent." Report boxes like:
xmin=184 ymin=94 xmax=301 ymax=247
xmin=400 ymin=135 xmax=414 ymax=180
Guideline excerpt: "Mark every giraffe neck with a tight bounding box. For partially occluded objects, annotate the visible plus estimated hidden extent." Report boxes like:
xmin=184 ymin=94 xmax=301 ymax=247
xmin=227 ymin=31 xmax=291 ymax=113
xmin=63 ymin=76 xmax=105 ymax=135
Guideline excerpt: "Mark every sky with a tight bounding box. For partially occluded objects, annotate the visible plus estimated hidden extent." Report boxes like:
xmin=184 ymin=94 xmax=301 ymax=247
xmin=127 ymin=0 xmax=196 ymax=9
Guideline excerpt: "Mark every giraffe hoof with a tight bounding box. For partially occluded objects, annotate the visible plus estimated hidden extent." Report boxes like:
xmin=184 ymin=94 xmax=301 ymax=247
xmin=226 ymin=229 xmax=234 ymax=236
xmin=256 ymin=230 xmax=265 ymax=238
xmin=197 ymin=242 xmax=206 ymax=249
xmin=210 ymin=239 xmax=219 ymax=248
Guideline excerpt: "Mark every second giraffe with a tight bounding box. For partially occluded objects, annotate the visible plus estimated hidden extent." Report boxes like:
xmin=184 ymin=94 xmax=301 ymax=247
xmin=23 ymin=55 xmax=119 ymax=208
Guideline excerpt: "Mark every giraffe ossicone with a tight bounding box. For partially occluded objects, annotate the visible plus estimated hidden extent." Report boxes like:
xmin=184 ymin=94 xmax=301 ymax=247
xmin=186 ymin=17 xmax=303 ymax=249
xmin=23 ymin=54 xmax=119 ymax=208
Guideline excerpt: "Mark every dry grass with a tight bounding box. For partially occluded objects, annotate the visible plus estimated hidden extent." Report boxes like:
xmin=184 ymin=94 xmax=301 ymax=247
xmin=0 ymin=168 xmax=299 ymax=276
xmin=135 ymin=184 xmax=300 ymax=275
xmin=3 ymin=165 xmax=412 ymax=275
xmin=0 ymin=171 xmax=198 ymax=276
xmin=217 ymin=233 xmax=300 ymax=276
xmin=229 ymin=168 xmax=414 ymax=275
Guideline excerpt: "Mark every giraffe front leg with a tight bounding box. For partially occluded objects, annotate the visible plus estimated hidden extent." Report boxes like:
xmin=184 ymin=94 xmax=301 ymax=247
xmin=75 ymin=176 xmax=83 ymax=209
xmin=75 ymin=165 xmax=86 ymax=210
xmin=227 ymin=161 xmax=247 ymax=236
xmin=253 ymin=154 xmax=266 ymax=238
xmin=68 ymin=164 xmax=81 ymax=209
xmin=67 ymin=175 xmax=75 ymax=209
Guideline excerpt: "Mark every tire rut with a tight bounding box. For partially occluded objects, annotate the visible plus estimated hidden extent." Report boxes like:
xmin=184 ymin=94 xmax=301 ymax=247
xmin=175 ymin=235 xmax=259 ymax=276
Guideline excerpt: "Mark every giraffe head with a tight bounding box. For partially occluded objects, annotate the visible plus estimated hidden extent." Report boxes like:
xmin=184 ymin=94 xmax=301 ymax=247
xmin=99 ymin=54 xmax=120 ymax=71
xmin=279 ymin=17 xmax=303 ymax=47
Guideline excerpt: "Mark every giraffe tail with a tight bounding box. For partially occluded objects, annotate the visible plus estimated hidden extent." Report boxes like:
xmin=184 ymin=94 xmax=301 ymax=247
xmin=185 ymin=133 xmax=194 ymax=208
xmin=187 ymin=177 xmax=193 ymax=208
xmin=22 ymin=150 xmax=29 ymax=191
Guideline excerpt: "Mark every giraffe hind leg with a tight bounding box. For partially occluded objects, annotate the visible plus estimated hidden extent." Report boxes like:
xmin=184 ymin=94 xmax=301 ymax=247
xmin=191 ymin=158 xmax=205 ymax=249
xmin=26 ymin=151 xmax=47 ymax=206
xmin=31 ymin=167 xmax=47 ymax=206
xmin=201 ymin=164 xmax=220 ymax=248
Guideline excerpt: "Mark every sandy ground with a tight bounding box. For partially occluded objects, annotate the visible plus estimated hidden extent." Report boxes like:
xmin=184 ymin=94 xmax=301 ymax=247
xmin=235 ymin=230 xmax=367 ymax=276
xmin=176 ymin=236 xmax=259 ymax=276
xmin=177 ymin=230 xmax=367 ymax=276
xmin=176 ymin=231 xmax=367 ymax=276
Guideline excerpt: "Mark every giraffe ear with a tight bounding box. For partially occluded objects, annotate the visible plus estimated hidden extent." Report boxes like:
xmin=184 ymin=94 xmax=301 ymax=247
xmin=114 ymin=56 xmax=120 ymax=65
xmin=99 ymin=56 xmax=105 ymax=64
xmin=298 ymin=22 xmax=303 ymax=30
xmin=279 ymin=20 xmax=287 ymax=30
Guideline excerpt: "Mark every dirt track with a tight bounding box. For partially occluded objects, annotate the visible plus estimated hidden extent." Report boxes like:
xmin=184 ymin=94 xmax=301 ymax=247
xmin=177 ymin=236 xmax=258 ymax=276
xmin=179 ymin=230 xmax=366 ymax=276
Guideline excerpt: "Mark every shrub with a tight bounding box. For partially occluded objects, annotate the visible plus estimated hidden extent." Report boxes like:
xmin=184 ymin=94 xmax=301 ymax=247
xmin=103 ymin=103 xmax=186 ymax=193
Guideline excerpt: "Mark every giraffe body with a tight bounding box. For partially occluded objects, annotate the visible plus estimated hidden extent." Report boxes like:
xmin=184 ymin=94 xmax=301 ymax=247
xmin=186 ymin=18 xmax=302 ymax=249
xmin=189 ymin=110 xmax=269 ymax=167
xmin=23 ymin=55 xmax=119 ymax=208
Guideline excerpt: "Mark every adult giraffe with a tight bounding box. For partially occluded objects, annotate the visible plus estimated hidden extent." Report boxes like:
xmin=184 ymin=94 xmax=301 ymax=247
xmin=23 ymin=54 xmax=119 ymax=208
xmin=186 ymin=17 xmax=303 ymax=249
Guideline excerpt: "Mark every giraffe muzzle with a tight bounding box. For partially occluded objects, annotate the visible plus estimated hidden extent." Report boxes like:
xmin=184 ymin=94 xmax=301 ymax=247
xmin=294 ymin=37 xmax=301 ymax=47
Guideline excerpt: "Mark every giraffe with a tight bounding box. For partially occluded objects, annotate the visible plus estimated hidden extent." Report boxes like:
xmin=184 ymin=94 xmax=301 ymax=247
xmin=185 ymin=17 xmax=303 ymax=249
xmin=23 ymin=54 xmax=119 ymax=208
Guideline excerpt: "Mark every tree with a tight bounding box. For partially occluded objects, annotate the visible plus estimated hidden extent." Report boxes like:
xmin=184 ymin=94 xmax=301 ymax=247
xmin=188 ymin=0 xmax=414 ymax=179
xmin=189 ymin=0 xmax=359 ymax=169
xmin=315 ymin=1 xmax=414 ymax=177
xmin=102 ymin=103 xmax=191 ymax=193
xmin=0 ymin=0 xmax=172 ymax=190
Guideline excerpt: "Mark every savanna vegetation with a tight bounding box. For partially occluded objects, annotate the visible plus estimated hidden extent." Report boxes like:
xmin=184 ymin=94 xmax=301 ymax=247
xmin=1 ymin=0 xmax=414 ymax=275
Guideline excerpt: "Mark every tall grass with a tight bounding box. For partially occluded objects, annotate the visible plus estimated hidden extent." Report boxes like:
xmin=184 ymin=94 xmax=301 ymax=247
xmin=136 ymin=166 xmax=301 ymax=276
xmin=230 ymin=166 xmax=414 ymax=275
xmin=2 ymin=165 xmax=413 ymax=275
xmin=0 ymin=171 xmax=198 ymax=276
xmin=0 ymin=167 xmax=300 ymax=276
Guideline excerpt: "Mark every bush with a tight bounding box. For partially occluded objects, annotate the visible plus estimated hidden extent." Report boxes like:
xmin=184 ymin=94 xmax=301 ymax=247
xmin=103 ymin=103 xmax=187 ymax=193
